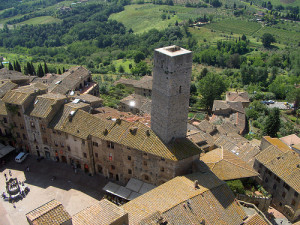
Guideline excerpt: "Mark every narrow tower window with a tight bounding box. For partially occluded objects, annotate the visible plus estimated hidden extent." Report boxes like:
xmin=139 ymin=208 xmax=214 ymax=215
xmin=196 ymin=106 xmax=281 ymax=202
xmin=179 ymin=86 xmax=182 ymax=94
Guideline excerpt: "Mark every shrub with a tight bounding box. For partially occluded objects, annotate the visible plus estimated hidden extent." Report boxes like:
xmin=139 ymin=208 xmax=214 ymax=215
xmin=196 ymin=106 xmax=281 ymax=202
xmin=226 ymin=179 xmax=245 ymax=194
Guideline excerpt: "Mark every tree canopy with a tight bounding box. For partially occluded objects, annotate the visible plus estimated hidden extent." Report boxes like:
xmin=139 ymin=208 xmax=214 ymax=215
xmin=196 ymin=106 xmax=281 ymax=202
xmin=261 ymin=33 xmax=276 ymax=48
xmin=263 ymin=108 xmax=280 ymax=137
xmin=197 ymin=73 xmax=227 ymax=112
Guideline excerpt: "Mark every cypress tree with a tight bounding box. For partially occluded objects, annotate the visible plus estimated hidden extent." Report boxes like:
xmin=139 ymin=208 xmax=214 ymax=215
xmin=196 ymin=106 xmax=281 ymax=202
xmin=58 ymin=68 xmax=62 ymax=74
xmin=8 ymin=62 xmax=13 ymax=70
xmin=44 ymin=62 xmax=49 ymax=74
xmin=31 ymin=62 xmax=36 ymax=75
xmin=37 ymin=64 xmax=44 ymax=77
xmin=14 ymin=60 xmax=21 ymax=72
xmin=0 ymin=62 xmax=3 ymax=69
xmin=27 ymin=62 xmax=32 ymax=75
xmin=263 ymin=108 xmax=280 ymax=137
xmin=23 ymin=66 xmax=28 ymax=75
xmin=62 ymin=67 xmax=65 ymax=73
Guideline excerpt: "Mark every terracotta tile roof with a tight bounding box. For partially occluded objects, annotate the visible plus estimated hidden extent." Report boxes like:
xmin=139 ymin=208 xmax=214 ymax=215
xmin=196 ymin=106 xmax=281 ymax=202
xmin=120 ymin=94 xmax=151 ymax=114
xmin=0 ymin=100 xmax=7 ymax=116
xmin=133 ymin=75 xmax=152 ymax=90
xmin=30 ymin=93 xmax=66 ymax=119
xmin=0 ymin=68 xmax=35 ymax=82
xmin=214 ymin=134 xmax=261 ymax=167
xmin=94 ymin=107 xmax=151 ymax=126
xmin=226 ymin=92 xmax=250 ymax=103
xmin=244 ymin=213 xmax=269 ymax=225
xmin=293 ymin=143 xmax=300 ymax=151
xmin=26 ymin=199 xmax=71 ymax=225
xmin=94 ymin=107 xmax=132 ymax=120
xmin=2 ymin=83 xmax=47 ymax=105
xmin=256 ymin=145 xmax=300 ymax=193
xmin=195 ymin=120 xmax=217 ymax=135
xmin=200 ymin=148 xmax=258 ymax=180
xmin=280 ymin=134 xmax=300 ymax=147
xmin=216 ymin=121 xmax=241 ymax=135
xmin=122 ymin=172 xmax=247 ymax=225
xmin=72 ymin=199 xmax=127 ymax=225
xmin=263 ymin=136 xmax=292 ymax=152
xmin=0 ymin=80 xmax=17 ymax=98
xmin=49 ymin=102 xmax=90 ymax=130
xmin=71 ymin=94 xmax=102 ymax=104
xmin=212 ymin=100 xmax=245 ymax=114
xmin=49 ymin=66 xmax=90 ymax=94
xmin=186 ymin=130 xmax=207 ymax=144
xmin=56 ymin=109 xmax=201 ymax=160
xmin=31 ymin=73 xmax=58 ymax=85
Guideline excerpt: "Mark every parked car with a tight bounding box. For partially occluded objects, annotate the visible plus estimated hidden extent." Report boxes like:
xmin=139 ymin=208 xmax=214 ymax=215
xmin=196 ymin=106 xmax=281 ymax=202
xmin=15 ymin=152 xmax=29 ymax=163
xmin=261 ymin=100 xmax=269 ymax=105
xmin=268 ymin=100 xmax=275 ymax=104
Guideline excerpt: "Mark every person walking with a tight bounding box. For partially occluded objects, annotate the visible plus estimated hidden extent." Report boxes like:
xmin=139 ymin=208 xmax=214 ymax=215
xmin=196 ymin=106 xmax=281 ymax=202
xmin=9 ymin=170 xmax=12 ymax=176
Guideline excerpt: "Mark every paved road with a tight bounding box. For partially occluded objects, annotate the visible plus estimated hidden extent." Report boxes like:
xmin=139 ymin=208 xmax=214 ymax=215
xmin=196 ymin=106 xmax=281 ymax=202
xmin=266 ymin=102 xmax=290 ymax=110
xmin=0 ymin=155 xmax=108 ymax=225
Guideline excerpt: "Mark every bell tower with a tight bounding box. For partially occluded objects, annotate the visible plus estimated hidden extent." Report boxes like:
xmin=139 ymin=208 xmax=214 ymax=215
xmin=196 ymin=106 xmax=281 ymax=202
xmin=151 ymin=46 xmax=192 ymax=144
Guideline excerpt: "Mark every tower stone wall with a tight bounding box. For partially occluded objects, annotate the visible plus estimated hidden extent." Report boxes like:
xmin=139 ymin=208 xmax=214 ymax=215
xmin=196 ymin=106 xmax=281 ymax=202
xmin=151 ymin=45 xmax=192 ymax=144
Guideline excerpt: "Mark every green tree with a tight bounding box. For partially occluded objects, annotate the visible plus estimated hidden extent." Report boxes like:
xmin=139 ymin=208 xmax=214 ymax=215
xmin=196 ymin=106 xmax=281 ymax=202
xmin=23 ymin=65 xmax=28 ymax=75
xmin=31 ymin=62 xmax=36 ymax=75
xmin=226 ymin=180 xmax=245 ymax=194
xmin=263 ymin=108 xmax=280 ymax=137
xmin=131 ymin=61 xmax=150 ymax=76
xmin=269 ymin=76 xmax=291 ymax=99
xmin=0 ymin=62 xmax=3 ymax=69
xmin=287 ymin=88 xmax=300 ymax=114
xmin=198 ymin=73 xmax=227 ymax=112
xmin=13 ymin=60 xmax=21 ymax=72
xmin=118 ymin=65 xmax=124 ymax=73
xmin=8 ymin=62 xmax=13 ymax=70
xmin=44 ymin=62 xmax=49 ymax=74
xmin=26 ymin=62 xmax=33 ymax=75
xmin=241 ymin=34 xmax=246 ymax=41
xmin=261 ymin=33 xmax=276 ymax=48
xmin=134 ymin=52 xmax=145 ymax=63
xmin=58 ymin=68 xmax=62 ymax=74
xmin=198 ymin=67 xmax=208 ymax=80
xmin=37 ymin=64 xmax=44 ymax=77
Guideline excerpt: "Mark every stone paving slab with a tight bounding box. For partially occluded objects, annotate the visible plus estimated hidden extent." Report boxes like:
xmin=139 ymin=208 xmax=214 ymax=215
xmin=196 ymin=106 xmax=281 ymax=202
xmin=0 ymin=155 xmax=108 ymax=225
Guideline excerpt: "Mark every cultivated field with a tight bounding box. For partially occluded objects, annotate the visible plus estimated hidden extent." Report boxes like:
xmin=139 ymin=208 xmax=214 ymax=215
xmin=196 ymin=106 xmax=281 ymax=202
xmin=205 ymin=19 xmax=262 ymax=36
xmin=17 ymin=16 xmax=61 ymax=25
xmin=109 ymin=4 xmax=221 ymax=33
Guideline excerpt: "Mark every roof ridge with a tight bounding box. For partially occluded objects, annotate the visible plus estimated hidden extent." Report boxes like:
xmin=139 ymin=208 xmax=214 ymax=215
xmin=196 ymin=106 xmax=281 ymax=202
xmin=27 ymin=200 xmax=61 ymax=220
xmin=222 ymin=158 xmax=257 ymax=174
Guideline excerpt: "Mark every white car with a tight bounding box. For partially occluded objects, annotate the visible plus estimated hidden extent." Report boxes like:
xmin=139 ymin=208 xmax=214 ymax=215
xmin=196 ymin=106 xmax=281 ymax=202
xmin=15 ymin=152 xmax=29 ymax=163
xmin=268 ymin=100 xmax=275 ymax=104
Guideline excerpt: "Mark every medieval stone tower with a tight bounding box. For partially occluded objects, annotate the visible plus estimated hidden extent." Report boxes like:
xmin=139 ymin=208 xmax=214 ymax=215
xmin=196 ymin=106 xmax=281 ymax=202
xmin=151 ymin=45 xmax=192 ymax=144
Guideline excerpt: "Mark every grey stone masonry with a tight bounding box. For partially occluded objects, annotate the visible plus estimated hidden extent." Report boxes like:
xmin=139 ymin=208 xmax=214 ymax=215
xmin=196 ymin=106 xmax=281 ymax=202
xmin=151 ymin=46 xmax=192 ymax=144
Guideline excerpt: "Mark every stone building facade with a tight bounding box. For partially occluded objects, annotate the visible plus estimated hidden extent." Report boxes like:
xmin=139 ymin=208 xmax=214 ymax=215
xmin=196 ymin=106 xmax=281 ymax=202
xmin=2 ymin=83 xmax=47 ymax=151
xmin=254 ymin=145 xmax=300 ymax=222
xmin=151 ymin=46 xmax=192 ymax=144
xmin=0 ymin=49 xmax=202 ymax=185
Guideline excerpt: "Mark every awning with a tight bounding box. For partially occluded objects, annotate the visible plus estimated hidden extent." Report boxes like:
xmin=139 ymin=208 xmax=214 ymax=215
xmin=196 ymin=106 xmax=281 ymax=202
xmin=0 ymin=145 xmax=15 ymax=159
xmin=103 ymin=178 xmax=156 ymax=201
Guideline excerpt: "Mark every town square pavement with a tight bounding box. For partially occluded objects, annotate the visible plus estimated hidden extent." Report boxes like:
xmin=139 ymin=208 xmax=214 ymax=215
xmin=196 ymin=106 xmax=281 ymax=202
xmin=0 ymin=155 xmax=108 ymax=225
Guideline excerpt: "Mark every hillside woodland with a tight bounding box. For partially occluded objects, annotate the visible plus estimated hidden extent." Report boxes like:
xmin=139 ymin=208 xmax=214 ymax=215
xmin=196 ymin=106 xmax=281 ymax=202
xmin=0 ymin=0 xmax=299 ymax=138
